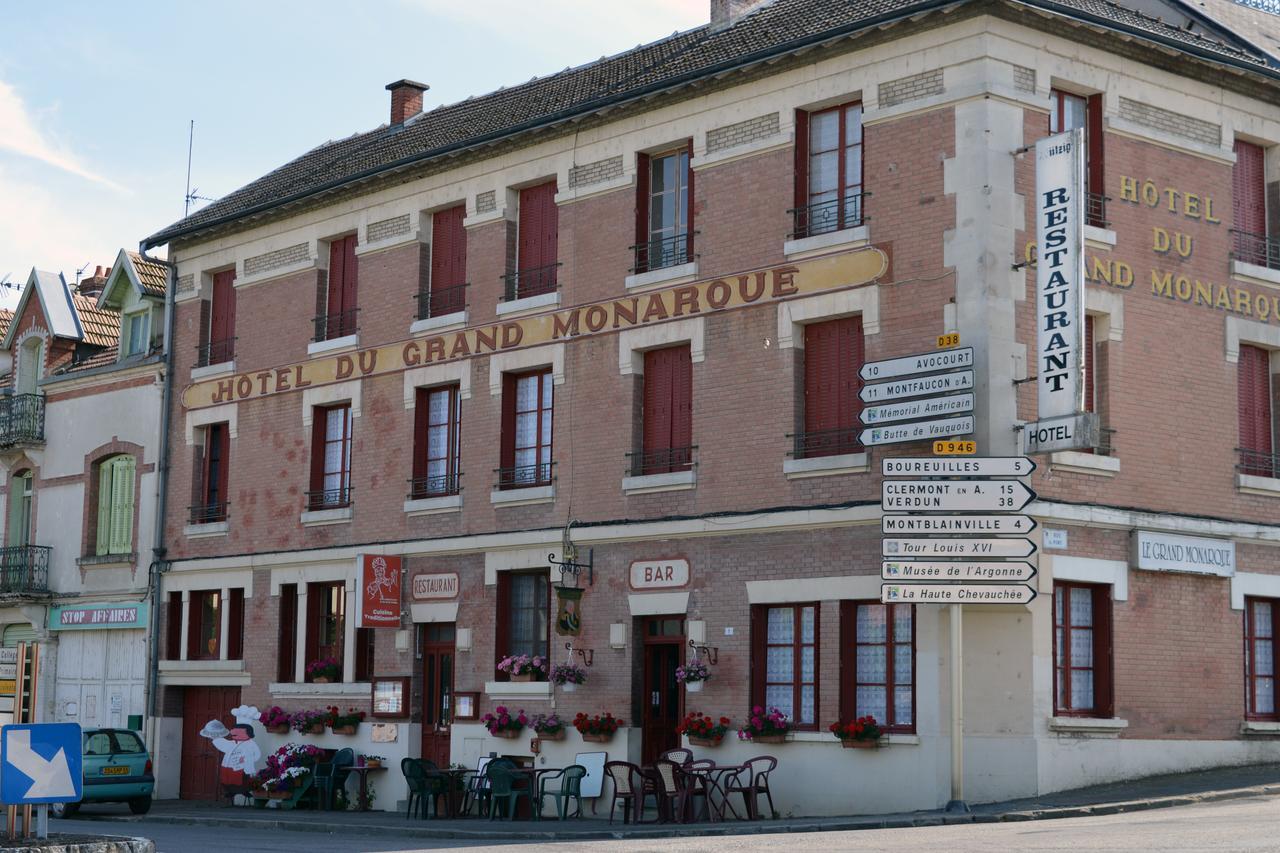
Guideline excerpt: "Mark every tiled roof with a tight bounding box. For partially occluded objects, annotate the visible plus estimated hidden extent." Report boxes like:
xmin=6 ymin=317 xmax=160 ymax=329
xmin=142 ymin=0 xmax=1276 ymax=249
xmin=60 ymin=345 xmax=120 ymax=374
xmin=0 ymin=310 xmax=14 ymax=343
xmin=1184 ymin=0 xmax=1280 ymax=62
xmin=71 ymin=294 xmax=121 ymax=348
xmin=127 ymin=251 xmax=169 ymax=297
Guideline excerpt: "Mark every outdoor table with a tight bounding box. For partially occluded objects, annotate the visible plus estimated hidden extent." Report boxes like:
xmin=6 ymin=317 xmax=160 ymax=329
xmin=684 ymin=764 xmax=746 ymax=822
xmin=346 ymin=764 xmax=388 ymax=811
xmin=436 ymin=768 xmax=468 ymax=817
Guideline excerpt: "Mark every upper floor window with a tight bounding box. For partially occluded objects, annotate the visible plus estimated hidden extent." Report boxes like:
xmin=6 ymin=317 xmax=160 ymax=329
xmin=499 ymin=370 xmax=552 ymax=489
xmin=1246 ymin=597 xmax=1280 ymax=720
xmin=793 ymin=102 xmax=863 ymax=238
xmin=421 ymin=205 xmax=467 ymax=319
xmin=309 ymin=404 xmax=353 ymax=509
xmin=1049 ymin=89 xmax=1104 ymax=227
xmin=198 ymin=269 xmax=237 ymax=366
xmin=752 ymin=603 xmax=818 ymax=730
xmin=1053 ymin=581 xmax=1114 ymax=718
xmin=635 ymin=345 xmax=693 ymax=475
xmin=192 ymin=423 xmax=229 ymax=523
xmin=305 ymin=580 xmax=345 ymax=681
xmin=188 ymin=589 xmax=221 ymax=660
xmin=317 ymin=235 xmax=358 ymax=341
xmin=508 ymin=181 xmax=559 ymax=301
xmin=94 ymin=454 xmax=135 ymax=556
xmin=496 ymin=570 xmax=549 ymax=678
xmin=16 ymin=338 xmax=43 ymax=395
xmin=411 ymin=384 xmax=461 ymax=498
xmin=842 ymin=601 xmax=915 ymax=732
xmin=122 ymin=311 xmax=149 ymax=357
xmin=635 ymin=144 xmax=693 ymax=273
xmin=1237 ymin=344 xmax=1275 ymax=478
xmin=7 ymin=469 xmax=33 ymax=548
xmin=796 ymin=316 xmax=864 ymax=459
xmin=1232 ymin=140 xmax=1276 ymax=270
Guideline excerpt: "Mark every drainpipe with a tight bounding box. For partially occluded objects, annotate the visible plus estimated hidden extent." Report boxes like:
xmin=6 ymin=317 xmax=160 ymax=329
xmin=138 ymin=245 xmax=177 ymax=761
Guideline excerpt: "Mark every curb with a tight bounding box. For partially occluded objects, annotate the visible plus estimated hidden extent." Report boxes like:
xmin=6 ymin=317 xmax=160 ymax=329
xmin=72 ymin=783 xmax=1280 ymax=842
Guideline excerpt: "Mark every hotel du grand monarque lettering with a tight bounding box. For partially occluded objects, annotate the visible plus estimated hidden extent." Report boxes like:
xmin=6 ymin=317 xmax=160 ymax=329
xmin=181 ymin=248 xmax=888 ymax=410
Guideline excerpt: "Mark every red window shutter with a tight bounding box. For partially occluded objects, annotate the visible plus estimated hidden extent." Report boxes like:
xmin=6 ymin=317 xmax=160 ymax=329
xmin=500 ymin=373 xmax=517 ymax=472
xmin=749 ymin=605 xmax=766 ymax=711
xmin=1091 ymin=585 xmax=1114 ymax=717
xmin=643 ymin=348 xmax=674 ymax=455
xmin=671 ymin=345 xmax=693 ymax=452
xmin=518 ymin=181 xmax=558 ymax=272
xmin=227 ymin=588 xmax=244 ymax=661
xmin=1084 ymin=315 xmax=1096 ymax=414
xmin=277 ymin=585 xmax=297 ymax=682
xmin=327 ymin=240 xmax=346 ymax=317
xmin=309 ymin=410 xmax=328 ymax=493
xmin=684 ymin=140 xmax=695 ymax=258
xmin=185 ymin=593 xmax=199 ymax=661
xmin=494 ymin=572 xmax=512 ymax=680
xmin=804 ymin=322 xmax=836 ymax=435
xmin=635 ymin=152 xmax=651 ymax=250
xmin=210 ymin=270 xmax=236 ymax=345
xmin=216 ymin=424 xmax=230 ymax=507
xmin=342 ymin=235 xmax=358 ymax=314
xmin=1086 ymin=94 xmax=1104 ymax=198
xmin=794 ymin=109 xmax=809 ymax=212
xmin=1234 ymin=141 xmax=1266 ymax=238
xmin=431 ymin=205 xmax=468 ymax=289
xmin=166 ymin=591 xmax=182 ymax=660
xmin=1239 ymin=344 xmax=1274 ymax=457
xmin=304 ymin=583 xmax=322 ymax=676
xmin=838 ymin=600 xmax=854 ymax=720
xmin=412 ymin=387 xmax=430 ymax=482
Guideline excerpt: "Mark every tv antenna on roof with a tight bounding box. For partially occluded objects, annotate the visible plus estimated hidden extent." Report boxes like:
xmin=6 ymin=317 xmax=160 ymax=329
xmin=74 ymin=262 xmax=92 ymax=285
xmin=184 ymin=120 xmax=213 ymax=217
xmin=0 ymin=273 xmax=15 ymax=292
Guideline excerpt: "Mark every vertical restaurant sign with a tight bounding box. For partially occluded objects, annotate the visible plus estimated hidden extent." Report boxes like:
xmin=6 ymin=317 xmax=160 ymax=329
xmin=360 ymin=554 xmax=402 ymax=628
xmin=1034 ymin=128 xmax=1086 ymax=421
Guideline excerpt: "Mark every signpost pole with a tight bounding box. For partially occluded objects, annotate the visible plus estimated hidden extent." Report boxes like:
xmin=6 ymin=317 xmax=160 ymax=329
xmin=35 ymin=805 xmax=47 ymax=840
xmin=947 ymin=603 xmax=968 ymax=812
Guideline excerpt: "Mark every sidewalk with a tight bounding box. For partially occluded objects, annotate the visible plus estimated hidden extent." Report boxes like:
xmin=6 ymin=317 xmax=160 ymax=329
xmin=64 ymin=763 xmax=1280 ymax=842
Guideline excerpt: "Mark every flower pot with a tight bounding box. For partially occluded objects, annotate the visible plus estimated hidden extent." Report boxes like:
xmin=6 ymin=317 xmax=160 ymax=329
xmin=492 ymin=728 xmax=521 ymax=739
xmin=268 ymin=790 xmax=291 ymax=800
xmin=537 ymin=729 xmax=565 ymax=741
xmin=331 ymin=725 xmax=357 ymax=735
xmin=580 ymin=732 xmax=613 ymax=743
xmin=560 ymin=682 xmax=577 ymax=693
xmin=688 ymin=736 xmax=723 ymax=747
xmin=266 ymin=725 xmax=290 ymax=735
xmin=313 ymin=676 xmax=331 ymax=684
xmin=305 ymin=723 xmax=326 ymax=735
xmin=841 ymin=738 xmax=879 ymax=749
xmin=511 ymin=673 xmax=535 ymax=683
xmin=684 ymin=680 xmax=704 ymax=693
xmin=251 ymin=789 xmax=270 ymax=799
xmin=365 ymin=759 xmax=382 ymax=768
xmin=751 ymin=733 xmax=786 ymax=744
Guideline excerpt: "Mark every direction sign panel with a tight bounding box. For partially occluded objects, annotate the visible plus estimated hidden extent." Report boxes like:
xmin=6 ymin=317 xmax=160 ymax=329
xmin=881 ymin=583 xmax=1037 ymax=604
xmin=882 ymin=457 xmax=1036 ymax=477
xmin=882 ymin=537 xmax=1037 ymax=558
xmin=881 ymin=479 xmax=1036 ymax=512
xmin=881 ymin=514 xmax=1037 ymax=535
xmin=859 ymin=392 xmax=974 ymax=426
xmin=860 ymin=416 xmax=974 ymax=447
xmin=1 ymin=723 xmax=83 ymax=805
xmin=859 ymin=346 xmax=974 ymax=382
xmin=860 ymin=370 xmax=974 ymax=404
xmin=882 ymin=561 xmax=1038 ymax=582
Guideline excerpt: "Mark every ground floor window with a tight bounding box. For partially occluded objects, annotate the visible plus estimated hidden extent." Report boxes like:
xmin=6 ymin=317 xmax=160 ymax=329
xmin=842 ymin=601 xmax=915 ymax=732
xmin=1053 ymin=582 xmax=1114 ymax=717
xmin=751 ymin=604 xmax=818 ymax=728
xmin=1246 ymin=597 xmax=1280 ymax=720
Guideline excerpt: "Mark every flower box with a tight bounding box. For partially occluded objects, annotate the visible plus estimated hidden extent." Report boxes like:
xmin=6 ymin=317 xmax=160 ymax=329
xmin=305 ymin=723 xmax=325 ymax=735
xmin=538 ymin=729 xmax=565 ymax=741
xmin=492 ymin=728 xmax=520 ymax=739
xmin=361 ymin=759 xmax=382 ymax=768
xmin=581 ymin=732 xmax=612 ymax=743
xmin=688 ymin=735 xmax=722 ymax=747
xmin=266 ymin=725 xmax=290 ymax=735
xmin=268 ymin=790 xmax=291 ymax=799
xmin=841 ymin=738 xmax=879 ymax=749
xmin=751 ymin=733 xmax=786 ymax=744
xmin=511 ymin=673 xmax=535 ymax=683
xmin=313 ymin=676 xmax=331 ymax=684
xmin=685 ymin=681 xmax=704 ymax=693
xmin=331 ymin=725 xmax=357 ymax=735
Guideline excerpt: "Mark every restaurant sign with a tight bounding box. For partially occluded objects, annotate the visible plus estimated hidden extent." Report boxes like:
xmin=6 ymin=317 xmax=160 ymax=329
xmin=1132 ymin=530 xmax=1235 ymax=577
xmin=360 ymin=555 xmax=403 ymax=628
xmin=181 ymin=250 xmax=887 ymax=410
xmin=411 ymin=572 xmax=459 ymax=601
xmin=48 ymin=602 xmax=149 ymax=631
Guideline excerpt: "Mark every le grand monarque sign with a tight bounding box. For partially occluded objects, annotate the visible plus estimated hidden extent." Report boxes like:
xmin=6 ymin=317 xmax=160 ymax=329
xmin=182 ymin=249 xmax=888 ymax=410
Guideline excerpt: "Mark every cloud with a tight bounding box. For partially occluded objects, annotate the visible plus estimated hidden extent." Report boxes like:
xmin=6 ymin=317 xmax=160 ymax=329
xmin=0 ymin=79 xmax=124 ymax=191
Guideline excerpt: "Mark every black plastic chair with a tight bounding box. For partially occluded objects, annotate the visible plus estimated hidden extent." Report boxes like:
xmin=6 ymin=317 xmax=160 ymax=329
xmin=485 ymin=761 xmax=532 ymax=820
xmin=401 ymin=758 xmax=427 ymax=819
xmin=313 ymin=748 xmax=354 ymax=810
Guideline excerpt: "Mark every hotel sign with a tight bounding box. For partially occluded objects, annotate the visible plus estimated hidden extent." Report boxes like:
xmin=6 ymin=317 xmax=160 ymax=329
xmin=1133 ymin=531 xmax=1235 ymax=577
xmin=182 ymin=250 xmax=887 ymax=410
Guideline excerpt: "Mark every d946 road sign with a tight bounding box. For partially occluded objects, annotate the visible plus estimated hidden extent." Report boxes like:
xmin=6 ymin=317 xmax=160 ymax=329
xmin=881 ymin=457 xmax=1036 ymax=477
xmin=881 ymin=583 xmax=1037 ymax=604
xmin=881 ymin=514 xmax=1037 ymax=535
xmin=882 ymin=537 xmax=1037 ymax=558
xmin=859 ymin=347 xmax=974 ymax=381
xmin=882 ymin=479 xmax=1036 ymax=512
xmin=882 ymin=560 xmax=1038 ymax=582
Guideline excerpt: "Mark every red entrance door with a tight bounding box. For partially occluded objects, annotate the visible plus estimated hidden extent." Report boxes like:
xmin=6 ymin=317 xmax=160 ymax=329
xmin=641 ymin=616 xmax=685 ymax=766
xmin=180 ymin=686 xmax=241 ymax=801
xmin=420 ymin=624 xmax=456 ymax=767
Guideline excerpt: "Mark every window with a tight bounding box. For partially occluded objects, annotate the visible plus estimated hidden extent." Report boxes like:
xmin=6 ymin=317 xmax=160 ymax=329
xmin=1232 ymin=140 xmax=1272 ymax=268
xmin=7 ymin=470 xmax=33 ymax=547
xmin=305 ymin=581 xmax=345 ymax=681
xmin=95 ymin=454 xmax=135 ymax=556
xmin=309 ymin=404 xmax=353 ymax=508
xmin=187 ymin=589 xmax=221 ymax=660
xmin=637 ymin=345 xmax=693 ymax=474
xmin=412 ymin=385 xmax=460 ymax=498
xmin=1238 ymin=344 xmax=1275 ymax=478
xmin=751 ymin=604 xmax=818 ymax=729
xmin=1050 ymin=89 xmax=1104 ymax=227
xmin=194 ymin=423 xmax=229 ymax=523
xmin=17 ymin=338 xmax=43 ymax=395
xmin=1053 ymin=582 xmax=1114 ymax=717
xmin=123 ymin=312 xmax=149 ymax=357
xmin=227 ymin=588 xmax=244 ymax=661
xmin=424 ymin=205 xmax=467 ymax=318
xmin=355 ymin=627 xmax=375 ymax=682
xmin=508 ymin=181 xmax=558 ymax=300
xmin=842 ymin=601 xmax=914 ymax=732
xmin=317 ymin=235 xmax=358 ymax=340
xmin=499 ymin=370 xmax=552 ymax=488
xmin=798 ymin=317 xmax=864 ymax=458
xmin=201 ymin=269 xmax=236 ymax=365
xmin=495 ymin=571 xmax=549 ymax=676
xmin=278 ymin=584 xmax=298 ymax=681
xmin=635 ymin=144 xmax=693 ymax=272
xmin=1247 ymin=597 xmax=1280 ymax=720
xmin=166 ymin=591 xmax=182 ymax=660
xmin=794 ymin=102 xmax=863 ymax=237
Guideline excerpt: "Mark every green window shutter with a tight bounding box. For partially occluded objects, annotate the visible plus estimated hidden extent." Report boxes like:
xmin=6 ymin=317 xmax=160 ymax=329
xmin=95 ymin=462 xmax=113 ymax=555
xmin=108 ymin=456 xmax=135 ymax=554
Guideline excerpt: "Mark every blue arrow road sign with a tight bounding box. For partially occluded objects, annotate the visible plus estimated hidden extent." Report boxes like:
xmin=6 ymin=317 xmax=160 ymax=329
xmin=1 ymin=723 xmax=82 ymax=805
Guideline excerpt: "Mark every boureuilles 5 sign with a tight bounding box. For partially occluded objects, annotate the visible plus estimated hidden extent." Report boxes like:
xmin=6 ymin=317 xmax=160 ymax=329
xmin=181 ymin=249 xmax=889 ymax=411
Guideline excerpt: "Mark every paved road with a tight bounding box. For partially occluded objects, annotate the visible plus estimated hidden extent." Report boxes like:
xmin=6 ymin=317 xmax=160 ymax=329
xmin=56 ymin=795 xmax=1280 ymax=852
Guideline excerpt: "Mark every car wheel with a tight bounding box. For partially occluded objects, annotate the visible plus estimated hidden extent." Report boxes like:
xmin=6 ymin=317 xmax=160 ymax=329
xmin=128 ymin=797 xmax=151 ymax=815
xmin=52 ymin=802 xmax=79 ymax=819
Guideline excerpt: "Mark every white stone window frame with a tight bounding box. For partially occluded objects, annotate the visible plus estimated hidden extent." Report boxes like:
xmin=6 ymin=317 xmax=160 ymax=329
xmin=402 ymin=362 xmax=471 ymax=516
xmin=269 ymin=561 xmax=360 ymax=686
xmin=482 ymin=547 xmax=561 ymax=700
xmin=1050 ymin=289 xmax=1124 ymax=476
xmin=300 ymin=382 xmax=360 ymax=525
xmin=487 ymin=343 xmax=565 ymax=397
xmin=1226 ymin=317 xmax=1280 ymax=496
xmin=161 ymin=569 xmax=254 ymax=665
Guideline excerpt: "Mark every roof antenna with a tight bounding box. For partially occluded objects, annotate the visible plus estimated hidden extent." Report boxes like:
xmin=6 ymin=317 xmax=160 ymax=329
xmin=0 ymin=273 xmax=15 ymax=292
xmin=184 ymin=119 xmax=213 ymax=216
xmin=75 ymin=262 xmax=92 ymax=285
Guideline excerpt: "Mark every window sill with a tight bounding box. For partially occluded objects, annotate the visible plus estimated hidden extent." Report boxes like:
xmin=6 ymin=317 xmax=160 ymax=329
xmin=191 ymin=360 xmax=235 ymax=381
xmin=1084 ymin=225 xmax=1118 ymax=249
xmin=1241 ymin=720 xmax=1280 ymax=736
xmin=307 ymin=334 xmax=359 ymax=358
xmin=269 ymin=681 xmax=369 ymax=697
xmin=496 ymin=291 xmax=559 ymax=317
xmin=410 ymin=311 xmax=467 ymax=336
xmin=783 ymin=224 xmax=870 ymax=260
xmin=625 ymin=261 xmax=698 ymax=292
xmin=484 ymin=681 xmax=553 ymax=700
xmin=781 ymin=731 xmax=920 ymax=746
xmin=184 ymin=521 xmax=229 ymax=538
xmin=783 ymin=452 xmax=869 ymax=479
xmin=490 ymin=485 xmax=554 ymax=507
xmin=1231 ymin=259 xmax=1280 ymax=290
xmin=404 ymin=494 xmax=462 ymax=516
xmin=1237 ymin=473 xmax=1280 ymax=497
xmin=76 ymin=553 xmax=138 ymax=569
xmin=622 ymin=469 xmax=695 ymax=495
xmin=300 ymin=506 xmax=353 ymax=526
xmin=1048 ymin=716 xmax=1128 ymax=737
xmin=160 ymin=659 xmax=246 ymax=673
xmin=1050 ymin=451 xmax=1120 ymax=477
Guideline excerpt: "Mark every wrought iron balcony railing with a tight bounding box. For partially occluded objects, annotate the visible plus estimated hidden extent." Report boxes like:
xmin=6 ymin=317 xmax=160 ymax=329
xmin=494 ymin=462 xmax=554 ymax=490
xmin=626 ymin=446 xmax=696 ymax=477
xmin=312 ymin=309 xmax=359 ymax=342
xmin=788 ymin=427 xmax=863 ymax=460
xmin=502 ymin=263 xmax=560 ymax=302
xmin=408 ymin=472 xmax=462 ymax=500
xmin=414 ymin=284 xmax=467 ymax=320
xmin=305 ymin=486 xmax=353 ymax=511
xmin=0 ymin=394 xmax=45 ymax=447
xmin=0 ymin=545 xmax=50 ymax=596
xmin=1086 ymin=192 xmax=1109 ymax=229
xmin=631 ymin=232 xmax=695 ymax=274
xmin=189 ymin=502 xmax=229 ymax=525
xmin=1231 ymin=230 xmax=1280 ymax=271
xmin=195 ymin=337 xmax=236 ymax=368
xmin=1238 ymin=447 xmax=1279 ymax=479
xmin=788 ymin=193 xmax=866 ymax=240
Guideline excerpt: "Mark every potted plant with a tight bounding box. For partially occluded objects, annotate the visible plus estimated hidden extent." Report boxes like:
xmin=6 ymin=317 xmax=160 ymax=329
xmin=290 ymin=709 xmax=329 ymax=735
xmin=829 ymin=715 xmax=883 ymax=749
xmin=531 ymin=713 xmax=565 ymax=740
xmin=550 ymin=662 xmax=587 ymax=693
xmin=675 ymin=659 xmax=711 ymax=693
xmin=306 ymin=657 xmax=341 ymax=683
xmin=677 ymin=712 xmax=731 ymax=747
xmin=497 ymin=654 xmax=548 ymax=682
xmin=738 ymin=706 xmax=791 ymax=744
xmin=359 ymin=754 xmax=385 ymax=768
xmin=326 ymin=706 xmax=367 ymax=735
xmin=481 ymin=706 xmax=528 ymax=738
xmin=574 ymin=712 xmax=623 ymax=743
xmin=260 ymin=706 xmax=291 ymax=735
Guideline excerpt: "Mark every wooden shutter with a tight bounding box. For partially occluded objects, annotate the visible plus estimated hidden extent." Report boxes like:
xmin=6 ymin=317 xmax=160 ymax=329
xmin=500 ymin=373 xmax=518 ymax=473
xmin=1239 ymin=344 xmax=1274 ymax=457
xmin=838 ymin=600 xmax=854 ymax=721
xmin=794 ymin=109 xmax=809 ymax=213
xmin=412 ymin=387 xmax=430 ymax=482
xmin=166 ymin=591 xmax=183 ymax=660
xmin=304 ymin=584 xmax=322 ymax=676
xmin=494 ymin=571 xmax=512 ymax=680
xmin=805 ymin=317 xmax=863 ymax=451
xmin=749 ymin=605 xmax=766 ymax=713
xmin=185 ymin=591 xmax=201 ymax=661
xmin=210 ymin=270 xmax=236 ymax=345
xmin=1084 ymin=315 xmax=1096 ymax=414
xmin=642 ymin=348 xmax=674 ymax=455
xmin=518 ymin=182 xmax=557 ymax=272
xmin=215 ymin=425 xmax=230 ymax=508
xmin=197 ymin=298 xmax=211 ymax=353
xmin=1091 ymin=585 xmax=1114 ymax=717
xmin=1235 ymin=140 xmax=1266 ymax=238
xmin=277 ymin=585 xmax=298 ymax=682
xmin=327 ymin=240 xmax=346 ymax=318
xmin=326 ymin=236 xmax=358 ymax=319
xmin=1086 ymin=94 xmax=1104 ymax=198
xmin=684 ymin=141 xmax=695 ymax=258
xmin=309 ymin=411 xmax=328 ymax=494
xmin=431 ymin=205 xmax=467 ymax=289
xmin=108 ymin=455 xmax=135 ymax=554
xmin=95 ymin=461 xmax=113 ymax=556
xmin=227 ymin=588 xmax=244 ymax=661
xmin=635 ymin=152 xmax=651 ymax=251
xmin=671 ymin=346 xmax=693 ymax=452
xmin=355 ymin=628 xmax=374 ymax=682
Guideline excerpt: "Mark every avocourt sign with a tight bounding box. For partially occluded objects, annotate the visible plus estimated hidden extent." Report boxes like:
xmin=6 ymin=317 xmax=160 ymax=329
xmin=181 ymin=248 xmax=888 ymax=410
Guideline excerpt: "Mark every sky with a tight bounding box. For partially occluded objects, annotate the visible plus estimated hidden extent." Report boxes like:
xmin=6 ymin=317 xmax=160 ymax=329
xmin=0 ymin=0 xmax=708 ymax=307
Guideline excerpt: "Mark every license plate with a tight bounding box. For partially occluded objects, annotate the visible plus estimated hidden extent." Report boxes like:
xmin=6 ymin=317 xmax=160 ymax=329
xmin=101 ymin=766 xmax=129 ymax=776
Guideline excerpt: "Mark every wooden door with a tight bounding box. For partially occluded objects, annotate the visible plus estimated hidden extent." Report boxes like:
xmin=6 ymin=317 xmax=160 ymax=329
xmin=180 ymin=685 xmax=240 ymax=801
xmin=420 ymin=624 xmax=456 ymax=767
xmin=641 ymin=616 xmax=685 ymax=766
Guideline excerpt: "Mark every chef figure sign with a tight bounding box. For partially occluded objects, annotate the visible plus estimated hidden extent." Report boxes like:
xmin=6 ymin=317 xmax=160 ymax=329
xmin=200 ymin=704 xmax=262 ymax=804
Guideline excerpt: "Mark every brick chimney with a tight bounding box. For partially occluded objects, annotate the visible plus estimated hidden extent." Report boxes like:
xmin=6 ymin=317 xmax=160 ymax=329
xmin=385 ymin=79 xmax=429 ymax=125
xmin=78 ymin=264 xmax=109 ymax=298
xmin=710 ymin=0 xmax=774 ymax=31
